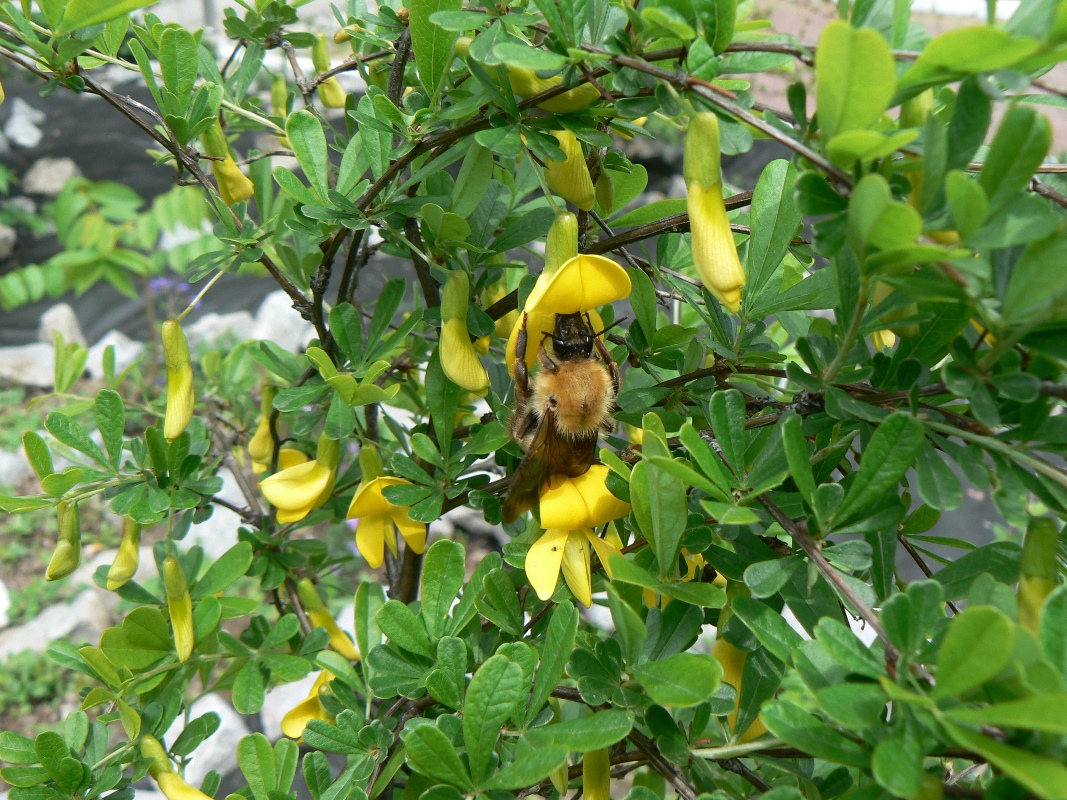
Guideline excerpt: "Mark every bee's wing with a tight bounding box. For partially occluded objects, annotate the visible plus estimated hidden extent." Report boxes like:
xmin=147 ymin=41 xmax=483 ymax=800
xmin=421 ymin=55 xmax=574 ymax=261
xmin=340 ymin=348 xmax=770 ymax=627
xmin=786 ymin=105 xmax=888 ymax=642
xmin=502 ymin=408 xmax=598 ymax=523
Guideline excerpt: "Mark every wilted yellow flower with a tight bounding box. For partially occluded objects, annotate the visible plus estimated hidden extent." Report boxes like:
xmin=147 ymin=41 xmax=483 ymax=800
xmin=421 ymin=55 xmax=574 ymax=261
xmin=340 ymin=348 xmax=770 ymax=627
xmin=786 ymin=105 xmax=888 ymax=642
xmin=346 ymin=477 xmax=427 ymax=568
xmin=107 ymin=516 xmax=141 ymax=590
xmin=142 ymin=736 xmax=213 ymax=800
xmin=260 ymin=435 xmax=339 ymax=524
xmin=162 ymin=320 xmax=194 ymax=441
xmin=46 ymin=500 xmax=81 ymax=581
xmin=685 ymin=112 xmax=745 ymax=314
xmin=440 ymin=271 xmax=490 ymax=395
xmin=526 ymin=527 xmax=622 ymax=607
xmin=539 ymin=465 xmax=631 ymax=529
xmin=297 ymin=579 xmax=359 ymax=660
xmin=164 ymin=556 xmax=194 ymax=662
xmin=281 ymin=671 xmax=334 ymax=739
xmin=545 ymin=131 xmax=595 ymax=211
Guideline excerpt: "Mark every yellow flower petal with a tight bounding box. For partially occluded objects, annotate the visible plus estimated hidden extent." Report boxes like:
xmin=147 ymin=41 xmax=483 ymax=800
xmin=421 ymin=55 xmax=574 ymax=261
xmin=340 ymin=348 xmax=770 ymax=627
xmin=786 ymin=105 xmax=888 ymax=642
xmin=584 ymin=528 xmax=623 ymax=580
xmin=308 ymin=608 xmax=359 ymax=661
xmin=280 ymin=671 xmax=333 ymax=739
xmin=347 ymin=476 xmax=407 ymax=517
xmin=441 ymin=318 xmax=490 ymax=394
xmin=355 ymin=514 xmax=391 ymax=569
xmin=545 ymin=130 xmax=595 ymax=211
xmin=393 ymin=511 xmax=427 ymax=554
xmin=688 ymin=182 xmax=745 ymax=314
xmin=560 ymin=530 xmax=592 ymax=607
xmin=261 ymin=460 xmax=334 ymax=522
xmin=527 ymin=255 xmax=631 ymax=315
xmin=155 ymin=772 xmax=214 ymax=800
xmin=526 ymin=528 xmax=569 ymax=601
xmin=539 ymin=465 xmax=631 ymax=529
xmin=583 ymin=748 xmax=611 ymax=800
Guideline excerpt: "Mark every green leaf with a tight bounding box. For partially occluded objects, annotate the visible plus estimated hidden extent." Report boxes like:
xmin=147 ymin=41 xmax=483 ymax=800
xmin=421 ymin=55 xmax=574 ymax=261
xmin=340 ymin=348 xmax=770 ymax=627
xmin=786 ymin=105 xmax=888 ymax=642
xmin=405 ymin=724 xmax=473 ymax=790
xmin=286 ymin=110 xmax=330 ymax=201
xmin=633 ymin=653 xmax=722 ymax=707
xmin=815 ymin=19 xmax=897 ymax=142
xmin=934 ymin=605 xmax=1014 ymax=698
xmin=746 ymin=160 xmax=801 ymax=302
xmin=420 ymin=540 xmax=465 ymax=639
xmin=57 ymin=0 xmax=158 ymax=35
xmin=781 ymin=413 xmax=815 ymax=507
xmin=943 ymin=721 xmax=1067 ymax=800
xmin=606 ymin=554 xmax=726 ymax=608
xmin=946 ymin=170 xmax=988 ymax=239
xmin=934 ymin=541 xmax=1021 ymax=600
xmin=761 ymin=701 xmax=871 ymax=767
xmin=232 ymin=662 xmax=266 ymax=714
xmin=605 ymin=585 xmax=647 ymax=667
xmin=22 ymin=431 xmax=54 ymax=481
xmin=901 ymin=26 xmax=1041 ymax=89
xmin=464 ymin=655 xmax=526 ymax=784
xmin=831 ymin=413 xmax=924 ymax=528
xmin=94 ymin=390 xmax=124 ymax=469
xmin=915 ymin=441 xmax=963 ymax=511
xmin=450 ymin=144 xmax=493 ymax=219
xmin=525 ymin=709 xmax=634 ymax=751
xmin=237 ymin=733 xmax=276 ymax=800
xmin=158 ymin=27 xmax=198 ymax=99
xmin=629 ymin=460 xmax=688 ymax=578
xmin=410 ymin=0 xmax=462 ymax=93
xmin=526 ymin=602 xmax=578 ymax=725
xmin=45 ymin=412 xmax=110 ymax=469
xmin=871 ymin=727 xmax=923 ymax=799
xmin=482 ymin=745 xmax=569 ymax=791
xmin=978 ymin=105 xmax=1051 ymax=215
xmin=947 ymin=695 xmax=1067 ymax=734
xmin=0 ymin=732 xmax=37 ymax=765
xmin=191 ymin=542 xmax=253 ymax=598
xmin=377 ymin=601 xmax=434 ymax=658
xmin=709 ymin=389 xmax=747 ymax=481
xmin=731 ymin=596 xmax=804 ymax=664
xmin=99 ymin=606 xmax=172 ymax=670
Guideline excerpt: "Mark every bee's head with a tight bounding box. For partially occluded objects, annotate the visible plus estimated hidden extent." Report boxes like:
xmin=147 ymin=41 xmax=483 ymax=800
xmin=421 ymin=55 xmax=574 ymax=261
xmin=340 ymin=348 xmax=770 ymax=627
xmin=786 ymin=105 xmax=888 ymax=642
xmin=551 ymin=313 xmax=595 ymax=360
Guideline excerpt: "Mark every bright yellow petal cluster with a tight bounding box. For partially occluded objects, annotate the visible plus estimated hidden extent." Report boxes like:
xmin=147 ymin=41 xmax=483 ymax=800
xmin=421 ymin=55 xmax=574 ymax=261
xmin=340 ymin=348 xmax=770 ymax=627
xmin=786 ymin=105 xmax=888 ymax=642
xmin=260 ymin=436 xmax=339 ymax=524
xmin=526 ymin=527 xmax=622 ymax=607
xmin=539 ymin=466 xmax=631 ymax=529
xmin=281 ymin=671 xmax=334 ymax=739
xmin=347 ymin=477 xmax=427 ymax=568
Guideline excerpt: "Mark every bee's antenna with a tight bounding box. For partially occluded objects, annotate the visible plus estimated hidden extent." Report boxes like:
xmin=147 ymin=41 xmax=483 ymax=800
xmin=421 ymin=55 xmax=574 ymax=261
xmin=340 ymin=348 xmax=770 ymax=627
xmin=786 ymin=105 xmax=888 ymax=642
xmin=592 ymin=316 xmax=627 ymax=338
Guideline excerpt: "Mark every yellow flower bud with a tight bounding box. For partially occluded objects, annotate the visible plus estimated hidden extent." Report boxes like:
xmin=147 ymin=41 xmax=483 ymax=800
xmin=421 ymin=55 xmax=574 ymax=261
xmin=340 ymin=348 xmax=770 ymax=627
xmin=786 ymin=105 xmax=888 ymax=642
xmin=1018 ymin=517 xmax=1061 ymax=633
xmin=297 ymin=579 xmax=360 ymax=661
xmin=583 ymin=749 xmax=611 ymax=800
xmin=249 ymin=384 xmax=278 ymax=473
xmin=317 ymin=78 xmax=347 ymax=108
xmin=141 ymin=735 xmax=171 ymax=778
xmin=312 ymin=33 xmax=332 ymax=73
xmin=483 ymin=277 xmax=518 ymax=339
xmin=440 ymin=272 xmax=489 ymax=394
xmin=164 ymin=556 xmax=194 ymax=662
xmin=162 ymin=320 xmax=194 ymax=441
xmin=596 ymin=171 xmax=615 ymax=215
xmin=684 ymin=112 xmax=724 ymax=190
xmin=545 ymin=131 xmax=594 ymax=211
xmin=154 ymin=771 xmax=214 ymax=800
xmin=107 ymin=517 xmax=142 ymax=590
xmin=211 ymin=156 xmax=255 ymax=205
xmin=271 ymin=75 xmax=292 ymax=149
xmin=333 ymin=27 xmax=353 ymax=43
xmin=713 ymin=583 xmax=768 ymax=742
xmin=544 ymin=211 xmax=579 ymax=276
xmin=46 ymin=500 xmax=81 ymax=581
xmin=507 ymin=66 xmax=600 ymax=114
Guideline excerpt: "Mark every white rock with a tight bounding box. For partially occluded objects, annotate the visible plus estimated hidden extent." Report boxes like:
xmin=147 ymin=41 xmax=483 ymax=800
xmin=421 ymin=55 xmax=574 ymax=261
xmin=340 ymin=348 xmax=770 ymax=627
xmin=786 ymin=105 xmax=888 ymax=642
xmin=253 ymin=291 xmax=314 ymax=353
xmin=184 ymin=311 xmax=255 ymax=348
xmin=186 ymin=469 xmax=245 ymax=559
xmin=0 ymin=449 xmax=33 ymax=487
xmin=7 ymin=196 xmax=35 ymax=216
xmin=38 ymin=303 xmax=86 ymax=346
xmin=0 ymin=223 xmax=16 ymax=260
xmin=0 ymin=342 xmax=55 ymax=387
xmin=164 ymin=693 xmax=250 ymax=786
xmin=0 ymin=590 xmax=111 ymax=660
xmin=86 ymin=330 xmax=144 ymax=380
xmin=258 ymin=671 xmax=318 ymax=741
xmin=0 ymin=578 xmax=10 ymax=629
xmin=23 ymin=157 xmax=81 ymax=197
xmin=5 ymin=98 xmax=45 ymax=148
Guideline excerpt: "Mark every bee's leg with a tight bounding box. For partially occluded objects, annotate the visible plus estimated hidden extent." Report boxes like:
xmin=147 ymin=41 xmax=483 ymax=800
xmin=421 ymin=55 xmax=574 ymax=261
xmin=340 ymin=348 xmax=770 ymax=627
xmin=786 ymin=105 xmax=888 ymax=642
xmin=538 ymin=345 xmax=559 ymax=374
xmin=593 ymin=335 xmax=621 ymax=396
xmin=514 ymin=313 xmax=532 ymax=403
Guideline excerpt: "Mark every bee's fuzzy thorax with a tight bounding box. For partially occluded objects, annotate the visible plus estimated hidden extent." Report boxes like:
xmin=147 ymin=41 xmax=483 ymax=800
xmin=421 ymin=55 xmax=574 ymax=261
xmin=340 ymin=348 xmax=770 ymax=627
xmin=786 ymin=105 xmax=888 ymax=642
xmin=531 ymin=359 xmax=615 ymax=439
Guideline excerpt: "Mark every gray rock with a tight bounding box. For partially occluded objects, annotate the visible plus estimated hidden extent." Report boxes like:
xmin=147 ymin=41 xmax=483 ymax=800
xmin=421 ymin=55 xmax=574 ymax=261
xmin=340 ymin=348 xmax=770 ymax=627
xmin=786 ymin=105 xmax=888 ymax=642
xmin=0 ymin=590 xmax=110 ymax=661
xmin=0 ymin=342 xmax=55 ymax=387
xmin=0 ymin=578 xmax=10 ymax=629
xmin=7 ymin=196 xmax=36 ymax=216
xmin=38 ymin=303 xmax=87 ymax=347
xmin=259 ymin=672 xmax=318 ymax=741
xmin=0 ymin=449 xmax=33 ymax=487
xmin=253 ymin=291 xmax=314 ymax=353
xmin=5 ymin=98 xmax=45 ymax=148
xmin=23 ymin=157 xmax=81 ymax=197
xmin=86 ymin=330 xmax=144 ymax=380
xmin=164 ymin=694 xmax=249 ymax=786
xmin=0 ymin=223 xmax=17 ymax=260
xmin=185 ymin=311 xmax=255 ymax=348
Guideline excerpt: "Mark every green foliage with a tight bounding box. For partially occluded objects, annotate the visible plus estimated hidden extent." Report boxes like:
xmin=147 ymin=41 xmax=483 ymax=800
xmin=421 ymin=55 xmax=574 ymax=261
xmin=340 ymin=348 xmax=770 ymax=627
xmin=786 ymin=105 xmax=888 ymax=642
xmin=1 ymin=3 xmax=1067 ymax=800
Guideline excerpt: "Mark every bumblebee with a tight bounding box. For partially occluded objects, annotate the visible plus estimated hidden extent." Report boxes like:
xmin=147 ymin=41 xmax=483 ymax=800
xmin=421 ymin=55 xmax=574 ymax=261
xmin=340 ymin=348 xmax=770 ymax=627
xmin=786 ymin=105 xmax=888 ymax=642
xmin=502 ymin=312 xmax=620 ymax=523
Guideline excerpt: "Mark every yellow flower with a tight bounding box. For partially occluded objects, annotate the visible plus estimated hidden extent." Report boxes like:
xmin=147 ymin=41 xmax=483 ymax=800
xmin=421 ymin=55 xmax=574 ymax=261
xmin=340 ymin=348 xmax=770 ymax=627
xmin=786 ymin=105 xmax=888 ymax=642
xmin=211 ymin=156 xmax=255 ymax=205
xmin=297 ymin=579 xmax=360 ymax=661
xmin=164 ymin=556 xmax=194 ymax=662
xmin=260 ymin=435 xmax=339 ymax=524
xmin=713 ymin=581 xmax=768 ymax=742
xmin=539 ymin=465 xmax=631 ymax=529
xmin=545 ymin=131 xmax=595 ymax=211
xmin=346 ymin=477 xmax=427 ymax=569
xmin=142 ymin=735 xmax=214 ymax=800
xmin=249 ymin=385 xmax=277 ymax=474
xmin=685 ymin=112 xmax=745 ymax=314
xmin=162 ymin=320 xmax=194 ymax=441
xmin=526 ymin=527 xmax=622 ymax=607
xmin=281 ymin=671 xmax=334 ymax=739
xmin=46 ymin=500 xmax=81 ymax=581
xmin=107 ymin=516 xmax=141 ymax=590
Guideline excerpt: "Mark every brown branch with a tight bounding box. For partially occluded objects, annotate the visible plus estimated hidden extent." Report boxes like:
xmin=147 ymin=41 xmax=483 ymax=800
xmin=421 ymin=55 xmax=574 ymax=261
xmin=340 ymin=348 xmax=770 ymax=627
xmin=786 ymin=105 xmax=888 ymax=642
xmin=311 ymin=49 xmax=393 ymax=85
